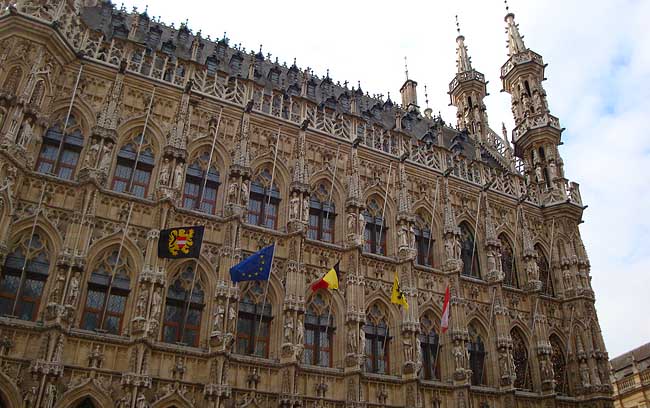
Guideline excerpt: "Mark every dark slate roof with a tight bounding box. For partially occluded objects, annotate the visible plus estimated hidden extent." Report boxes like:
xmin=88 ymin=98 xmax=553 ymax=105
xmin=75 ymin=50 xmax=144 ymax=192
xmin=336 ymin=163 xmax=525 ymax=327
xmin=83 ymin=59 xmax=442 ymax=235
xmin=80 ymin=2 xmax=503 ymax=171
xmin=611 ymin=342 xmax=650 ymax=379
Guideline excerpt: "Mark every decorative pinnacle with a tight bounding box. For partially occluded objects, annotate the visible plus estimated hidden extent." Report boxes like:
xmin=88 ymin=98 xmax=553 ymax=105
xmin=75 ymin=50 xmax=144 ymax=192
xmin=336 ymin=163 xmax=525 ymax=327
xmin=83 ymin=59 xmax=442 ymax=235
xmin=404 ymin=56 xmax=409 ymax=81
xmin=424 ymin=85 xmax=429 ymax=108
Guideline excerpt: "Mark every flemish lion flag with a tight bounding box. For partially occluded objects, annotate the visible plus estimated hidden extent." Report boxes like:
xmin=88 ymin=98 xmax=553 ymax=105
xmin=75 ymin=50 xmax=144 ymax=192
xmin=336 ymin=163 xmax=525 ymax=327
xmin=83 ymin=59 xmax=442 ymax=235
xmin=158 ymin=226 xmax=205 ymax=259
xmin=391 ymin=271 xmax=409 ymax=310
xmin=311 ymin=261 xmax=340 ymax=292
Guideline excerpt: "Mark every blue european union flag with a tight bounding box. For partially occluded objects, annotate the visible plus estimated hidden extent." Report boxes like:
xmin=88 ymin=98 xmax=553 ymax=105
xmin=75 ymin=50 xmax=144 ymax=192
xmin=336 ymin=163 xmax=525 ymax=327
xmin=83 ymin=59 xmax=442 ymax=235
xmin=229 ymin=244 xmax=275 ymax=282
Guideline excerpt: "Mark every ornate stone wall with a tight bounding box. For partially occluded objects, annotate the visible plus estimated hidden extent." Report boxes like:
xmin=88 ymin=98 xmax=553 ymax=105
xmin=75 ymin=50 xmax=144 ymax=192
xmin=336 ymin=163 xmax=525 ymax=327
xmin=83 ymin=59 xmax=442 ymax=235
xmin=0 ymin=2 xmax=611 ymax=408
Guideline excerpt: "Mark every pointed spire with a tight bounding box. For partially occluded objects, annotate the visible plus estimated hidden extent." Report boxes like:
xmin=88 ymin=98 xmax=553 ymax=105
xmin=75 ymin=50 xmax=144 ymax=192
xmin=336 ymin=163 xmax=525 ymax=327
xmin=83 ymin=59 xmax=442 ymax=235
xmin=455 ymin=15 xmax=472 ymax=73
xmin=504 ymin=1 xmax=527 ymax=56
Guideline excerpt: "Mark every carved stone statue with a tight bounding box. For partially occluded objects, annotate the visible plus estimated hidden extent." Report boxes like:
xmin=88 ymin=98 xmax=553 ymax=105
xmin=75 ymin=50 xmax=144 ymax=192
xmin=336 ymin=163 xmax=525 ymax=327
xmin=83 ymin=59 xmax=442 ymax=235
xmin=228 ymin=304 xmax=237 ymax=332
xmin=532 ymin=90 xmax=543 ymax=113
xmin=359 ymin=327 xmax=366 ymax=356
xmin=540 ymin=358 xmax=554 ymax=381
xmin=98 ymin=143 xmax=113 ymax=172
xmin=283 ymin=315 xmax=294 ymax=343
xmin=452 ymin=340 xmax=465 ymax=371
xmin=68 ymin=272 xmax=80 ymax=305
xmin=409 ymin=225 xmax=416 ymax=249
xmin=445 ymin=237 xmax=454 ymax=261
xmin=453 ymin=235 xmax=462 ymax=260
xmin=16 ymin=118 xmax=34 ymax=148
xmin=43 ymin=382 xmax=56 ymax=408
xmin=159 ymin=158 xmax=171 ymax=186
xmin=580 ymin=360 xmax=590 ymax=387
xmin=499 ymin=350 xmax=510 ymax=377
xmin=526 ymin=260 xmax=539 ymax=282
xmin=151 ymin=289 xmax=162 ymax=320
xmin=347 ymin=212 xmax=356 ymax=234
xmin=296 ymin=314 xmax=304 ymax=345
xmin=535 ymin=165 xmax=544 ymax=184
xmin=240 ymin=182 xmax=249 ymax=206
xmin=289 ymin=193 xmax=299 ymax=220
xmin=84 ymin=139 xmax=101 ymax=169
xmin=563 ymin=269 xmax=573 ymax=291
xmin=398 ymin=224 xmax=408 ymax=248
xmin=347 ymin=326 xmax=357 ymax=354
xmin=172 ymin=163 xmax=184 ymax=189
xmin=403 ymin=337 xmax=413 ymax=362
xmin=302 ymin=196 xmax=309 ymax=222
xmin=228 ymin=182 xmax=238 ymax=204
xmin=213 ymin=303 xmax=225 ymax=332
xmin=136 ymin=290 xmax=148 ymax=318
xmin=358 ymin=212 xmax=366 ymax=236
xmin=415 ymin=336 xmax=422 ymax=366
xmin=486 ymin=249 xmax=497 ymax=273
xmin=135 ymin=392 xmax=149 ymax=408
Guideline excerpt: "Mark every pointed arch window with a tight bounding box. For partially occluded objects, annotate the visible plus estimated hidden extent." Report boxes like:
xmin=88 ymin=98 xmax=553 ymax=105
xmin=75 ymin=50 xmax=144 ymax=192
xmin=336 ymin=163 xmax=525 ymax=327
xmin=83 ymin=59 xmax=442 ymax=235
xmin=3 ymin=66 xmax=22 ymax=95
xmin=182 ymin=151 xmax=220 ymax=214
xmin=81 ymin=250 xmax=131 ymax=335
xmin=511 ymin=328 xmax=532 ymax=390
xmin=0 ymin=234 xmax=50 ymax=321
xmin=111 ymin=134 xmax=155 ymax=198
xmin=415 ymin=213 xmax=434 ymax=267
xmin=29 ymin=80 xmax=46 ymax=108
xmin=364 ymin=304 xmax=390 ymax=374
xmin=363 ymin=199 xmax=387 ymax=256
xmin=550 ymin=335 xmax=567 ymax=394
xmin=162 ymin=265 xmax=204 ymax=347
xmin=0 ymin=108 xmax=6 ymax=130
xmin=303 ymin=292 xmax=334 ymax=367
xmin=419 ymin=313 xmax=440 ymax=380
xmin=36 ymin=114 xmax=84 ymax=179
xmin=75 ymin=398 xmax=97 ymax=408
xmin=247 ymin=169 xmax=280 ymax=229
xmin=236 ymin=282 xmax=272 ymax=358
xmin=308 ymin=183 xmax=335 ymax=243
xmin=467 ymin=322 xmax=487 ymax=386
xmin=499 ymin=234 xmax=519 ymax=287
xmin=536 ymin=245 xmax=554 ymax=296
xmin=460 ymin=222 xmax=480 ymax=278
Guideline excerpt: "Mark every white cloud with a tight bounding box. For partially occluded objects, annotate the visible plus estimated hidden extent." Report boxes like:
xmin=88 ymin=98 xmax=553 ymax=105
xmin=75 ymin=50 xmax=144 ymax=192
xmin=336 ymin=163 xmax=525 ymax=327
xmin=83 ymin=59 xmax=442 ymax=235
xmin=120 ymin=0 xmax=650 ymax=357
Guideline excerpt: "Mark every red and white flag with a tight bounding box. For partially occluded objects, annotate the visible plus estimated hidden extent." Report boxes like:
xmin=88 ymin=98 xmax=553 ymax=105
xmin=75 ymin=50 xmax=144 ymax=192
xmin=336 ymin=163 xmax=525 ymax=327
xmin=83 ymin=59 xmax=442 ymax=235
xmin=440 ymin=286 xmax=451 ymax=333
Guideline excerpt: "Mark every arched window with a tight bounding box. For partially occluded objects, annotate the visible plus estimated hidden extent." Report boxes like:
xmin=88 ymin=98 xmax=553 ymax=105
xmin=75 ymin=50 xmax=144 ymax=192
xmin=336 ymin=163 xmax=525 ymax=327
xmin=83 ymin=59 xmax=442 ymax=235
xmin=536 ymin=245 xmax=554 ymax=296
xmin=303 ymin=292 xmax=334 ymax=367
xmin=0 ymin=234 xmax=50 ymax=321
xmin=415 ymin=212 xmax=434 ymax=267
xmin=81 ymin=249 xmax=132 ymax=335
xmin=511 ymin=328 xmax=532 ymax=390
xmin=36 ymin=114 xmax=84 ymax=179
xmin=467 ymin=322 xmax=487 ymax=386
xmin=76 ymin=398 xmax=96 ymax=408
xmin=236 ymin=282 xmax=272 ymax=358
xmin=182 ymin=151 xmax=220 ymax=214
xmin=0 ymin=108 xmax=6 ymax=130
xmin=247 ymin=169 xmax=280 ymax=229
xmin=364 ymin=303 xmax=389 ymax=374
xmin=3 ymin=66 xmax=22 ymax=95
xmin=460 ymin=222 xmax=480 ymax=278
xmin=363 ymin=199 xmax=387 ymax=255
xmin=162 ymin=265 xmax=204 ymax=347
xmin=419 ymin=312 xmax=440 ymax=380
xmin=550 ymin=335 xmax=567 ymax=394
xmin=499 ymin=234 xmax=519 ymax=287
xmin=111 ymin=134 xmax=155 ymax=198
xmin=308 ymin=183 xmax=335 ymax=243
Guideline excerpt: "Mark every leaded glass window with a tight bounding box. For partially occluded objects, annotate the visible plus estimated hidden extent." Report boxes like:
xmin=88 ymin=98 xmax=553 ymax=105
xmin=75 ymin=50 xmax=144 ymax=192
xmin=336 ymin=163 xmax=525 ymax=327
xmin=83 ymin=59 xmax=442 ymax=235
xmin=0 ymin=234 xmax=50 ymax=321
xmin=182 ymin=151 xmax=220 ymax=214
xmin=364 ymin=304 xmax=389 ymax=374
xmin=81 ymin=250 xmax=131 ymax=335
xmin=247 ymin=169 xmax=280 ymax=229
xmin=303 ymin=293 xmax=334 ymax=367
xmin=162 ymin=266 xmax=204 ymax=347
xmin=536 ymin=245 xmax=554 ymax=296
xmin=550 ymin=335 xmax=567 ymax=394
xmin=308 ymin=184 xmax=335 ymax=243
xmin=500 ymin=234 xmax=519 ymax=287
xmin=111 ymin=134 xmax=155 ymax=198
xmin=363 ymin=199 xmax=387 ymax=255
xmin=460 ymin=222 xmax=480 ymax=278
xmin=511 ymin=328 xmax=532 ymax=390
xmin=236 ymin=282 xmax=272 ymax=358
xmin=420 ymin=313 xmax=440 ymax=380
xmin=467 ymin=323 xmax=487 ymax=386
xmin=36 ymin=114 xmax=84 ymax=179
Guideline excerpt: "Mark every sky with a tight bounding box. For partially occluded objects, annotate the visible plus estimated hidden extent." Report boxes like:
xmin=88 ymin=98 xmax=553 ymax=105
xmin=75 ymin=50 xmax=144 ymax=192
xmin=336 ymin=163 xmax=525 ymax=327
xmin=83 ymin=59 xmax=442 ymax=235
xmin=118 ymin=0 xmax=650 ymax=358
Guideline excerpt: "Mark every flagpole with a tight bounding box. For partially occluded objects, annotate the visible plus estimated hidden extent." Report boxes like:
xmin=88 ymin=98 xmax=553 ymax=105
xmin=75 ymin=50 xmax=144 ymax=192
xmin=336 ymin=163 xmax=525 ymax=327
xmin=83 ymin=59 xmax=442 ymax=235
xmin=323 ymin=144 xmax=340 ymax=240
xmin=198 ymin=108 xmax=223 ymax=212
xmin=254 ymin=242 xmax=276 ymax=355
xmin=469 ymin=191 xmax=483 ymax=276
xmin=263 ymin=127 xmax=281 ymax=227
xmin=10 ymin=182 xmax=47 ymax=316
xmin=51 ymin=64 xmax=83 ymax=176
xmin=425 ymin=178 xmax=440 ymax=266
xmin=98 ymin=201 xmax=134 ymax=331
xmin=125 ymin=86 xmax=156 ymax=196
xmin=376 ymin=162 xmax=392 ymax=255
xmin=545 ymin=218 xmax=556 ymax=294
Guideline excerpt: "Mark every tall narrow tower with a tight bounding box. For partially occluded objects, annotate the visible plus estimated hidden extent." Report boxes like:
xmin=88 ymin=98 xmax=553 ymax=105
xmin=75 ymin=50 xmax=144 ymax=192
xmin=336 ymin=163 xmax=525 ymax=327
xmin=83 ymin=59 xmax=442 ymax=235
xmin=500 ymin=6 xmax=567 ymax=200
xmin=448 ymin=17 xmax=489 ymax=142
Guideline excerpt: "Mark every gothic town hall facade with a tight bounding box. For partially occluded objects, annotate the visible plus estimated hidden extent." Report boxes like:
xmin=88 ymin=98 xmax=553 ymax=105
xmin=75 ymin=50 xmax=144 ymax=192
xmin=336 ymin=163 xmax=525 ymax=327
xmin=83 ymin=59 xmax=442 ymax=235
xmin=0 ymin=1 xmax=613 ymax=408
